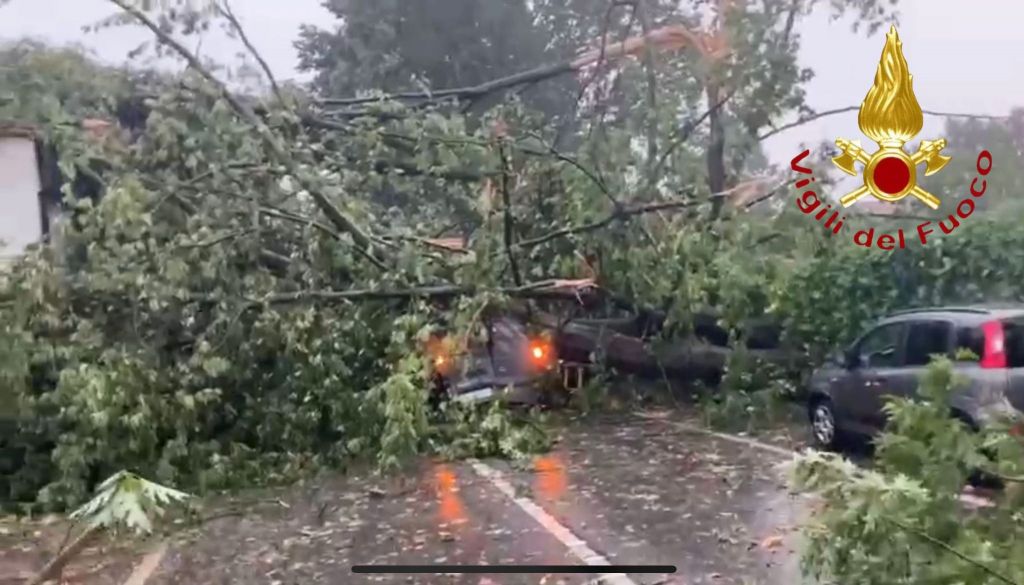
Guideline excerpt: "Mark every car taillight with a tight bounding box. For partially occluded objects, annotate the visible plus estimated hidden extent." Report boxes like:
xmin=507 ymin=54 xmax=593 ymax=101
xmin=426 ymin=334 xmax=455 ymax=376
xmin=981 ymin=320 xmax=1007 ymax=369
xmin=431 ymin=353 xmax=453 ymax=376
xmin=528 ymin=339 xmax=554 ymax=368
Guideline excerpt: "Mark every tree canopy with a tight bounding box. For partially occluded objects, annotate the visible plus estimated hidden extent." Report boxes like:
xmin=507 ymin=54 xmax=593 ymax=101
xmin=921 ymin=109 xmax=1024 ymax=214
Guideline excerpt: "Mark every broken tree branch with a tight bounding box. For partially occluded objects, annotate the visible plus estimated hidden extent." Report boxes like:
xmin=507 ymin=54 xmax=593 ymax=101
xmin=381 ymin=234 xmax=470 ymax=254
xmin=217 ymin=0 xmax=283 ymax=103
xmin=635 ymin=0 xmax=660 ymax=184
xmin=885 ymin=517 xmax=1020 ymax=585
xmin=109 ymin=0 xmax=383 ymax=269
xmin=706 ymin=84 xmax=728 ymax=217
xmin=259 ymin=207 xmax=340 ymax=240
xmin=28 ymin=525 xmax=102 ymax=585
xmin=317 ymin=23 xmax=705 ymax=111
xmin=190 ymin=278 xmax=598 ymax=306
xmin=653 ymin=86 xmax=737 ymax=179
xmin=574 ymin=0 xmax=622 ymax=108
xmin=177 ymin=228 xmax=256 ymax=249
xmin=757 ymin=105 xmax=858 ymax=142
xmin=498 ymin=137 xmax=523 ymax=286
xmin=523 ymin=130 xmax=616 ymax=207
xmin=319 ymin=62 xmax=576 ymax=108
xmin=758 ymin=107 xmax=1010 ymax=141
xmin=512 ymin=180 xmax=773 ymax=252
xmin=514 ymin=197 xmax=704 ymax=250
xmin=739 ymin=180 xmax=788 ymax=210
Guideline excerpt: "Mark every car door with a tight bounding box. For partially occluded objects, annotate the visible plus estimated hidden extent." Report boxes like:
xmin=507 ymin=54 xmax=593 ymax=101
xmin=833 ymin=322 xmax=906 ymax=430
xmin=885 ymin=319 xmax=954 ymax=409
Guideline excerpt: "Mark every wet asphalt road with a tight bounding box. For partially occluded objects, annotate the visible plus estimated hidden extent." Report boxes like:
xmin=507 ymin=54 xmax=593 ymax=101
xmin=484 ymin=414 xmax=805 ymax=585
xmin=148 ymin=412 xmax=808 ymax=585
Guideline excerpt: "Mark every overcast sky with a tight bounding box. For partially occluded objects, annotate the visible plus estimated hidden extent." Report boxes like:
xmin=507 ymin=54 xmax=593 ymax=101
xmin=1 ymin=0 xmax=1022 ymax=168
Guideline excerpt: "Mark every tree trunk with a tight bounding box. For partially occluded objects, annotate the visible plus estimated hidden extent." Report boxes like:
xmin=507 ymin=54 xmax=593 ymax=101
xmin=706 ymin=83 xmax=727 ymax=216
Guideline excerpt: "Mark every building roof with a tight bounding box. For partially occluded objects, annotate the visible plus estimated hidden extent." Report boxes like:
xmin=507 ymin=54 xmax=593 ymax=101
xmin=0 ymin=121 xmax=39 ymax=140
xmin=0 ymin=118 xmax=117 ymax=142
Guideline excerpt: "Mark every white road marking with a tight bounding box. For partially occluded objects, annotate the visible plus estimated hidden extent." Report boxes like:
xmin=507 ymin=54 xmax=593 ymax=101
xmin=469 ymin=460 xmax=639 ymax=585
xmin=664 ymin=420 xmax=795 ymax=458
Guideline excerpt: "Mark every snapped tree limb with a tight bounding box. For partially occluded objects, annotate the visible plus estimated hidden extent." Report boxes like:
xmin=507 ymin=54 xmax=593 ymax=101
xmin=514 ymin=197 xmax=705 ymax=250
xmin=652 ymin=87 xmax=737 ymax=180
xmin=189 ymin=278 xmax=599 ymax=306
xmin=216 ymin=0 xmax=283 ymax=104
xmin=634 ymin=0 xmax=660 ymax=185
xmin=109 ymin=0 xmax=384 ymax=269
xmin=885 ymin=517 xmax=1020 ymax=585
xmin=316 ymin=23 xmax=717 ymax=110
xmin=28 ymin=525 xmax=102 ymax=585
xmin=497 ymin=137 xmax=523 ymax=286
xmin=758 ymin=106 xmax=1009 ymax=142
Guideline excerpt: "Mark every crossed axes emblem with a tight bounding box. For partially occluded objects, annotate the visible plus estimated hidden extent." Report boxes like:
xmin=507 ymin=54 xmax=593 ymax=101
xmin=832 ymin=137 xmax=951 ymax=210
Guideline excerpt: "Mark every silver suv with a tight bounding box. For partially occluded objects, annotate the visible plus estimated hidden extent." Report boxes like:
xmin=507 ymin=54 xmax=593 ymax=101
xmin=807 ymin=306 xmax=1024 ymax=449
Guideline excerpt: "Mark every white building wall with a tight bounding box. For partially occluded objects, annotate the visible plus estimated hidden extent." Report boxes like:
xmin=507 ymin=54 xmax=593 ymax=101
xmin=0 ymin=135 xmax=43 ymax=265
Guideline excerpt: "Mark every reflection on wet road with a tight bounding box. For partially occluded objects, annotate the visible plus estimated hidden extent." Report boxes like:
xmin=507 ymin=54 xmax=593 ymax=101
xmin=533 ymin=454 xmax=569 ymax=503
xmin=435 ymin=463 xmax=469 ymax=527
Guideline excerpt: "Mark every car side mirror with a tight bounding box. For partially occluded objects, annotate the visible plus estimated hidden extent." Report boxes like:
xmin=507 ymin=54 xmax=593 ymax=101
xmin=830 ymin=349 xmax=858 ymax=369
xmin=844 ymin=350 xmax=864 ymax=370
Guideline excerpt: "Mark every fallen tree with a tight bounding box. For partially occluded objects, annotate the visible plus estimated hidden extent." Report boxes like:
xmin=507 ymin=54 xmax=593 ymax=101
xmin=7 ymin=0 xmax=1008 ymax=512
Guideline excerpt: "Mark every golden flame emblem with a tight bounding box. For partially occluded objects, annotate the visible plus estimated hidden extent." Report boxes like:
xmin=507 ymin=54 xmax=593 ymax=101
xmin=833 ymin=25 xmax=950 ymax=210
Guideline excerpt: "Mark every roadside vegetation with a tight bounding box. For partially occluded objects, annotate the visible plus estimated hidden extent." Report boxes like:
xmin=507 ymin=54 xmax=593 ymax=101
xmin=793 ymin=357 xmax=1024 ymax=584
xmin=698 ymin=350 xmax=798 ymax=433
xmin=3 ymin=1 xmax=1024 ymax=582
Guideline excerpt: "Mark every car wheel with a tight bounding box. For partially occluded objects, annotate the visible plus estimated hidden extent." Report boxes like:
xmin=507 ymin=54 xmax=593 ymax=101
xmin=810 ymin=399 xmax=840 ymax=450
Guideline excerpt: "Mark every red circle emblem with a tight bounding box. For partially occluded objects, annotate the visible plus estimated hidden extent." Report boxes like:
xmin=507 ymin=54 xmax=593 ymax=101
xmin=873 ymin=157 xmax=911 ymax=194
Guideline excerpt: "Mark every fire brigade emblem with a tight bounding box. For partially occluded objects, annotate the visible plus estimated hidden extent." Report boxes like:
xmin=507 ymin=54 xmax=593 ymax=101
xmin=833 ymin=25 xmax=950 ymax=210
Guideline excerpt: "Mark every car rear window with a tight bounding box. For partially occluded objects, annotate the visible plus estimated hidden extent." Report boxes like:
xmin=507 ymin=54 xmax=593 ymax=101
xmin=955 ymin=325 xmax=985 ymax=360
xmin=1003 ymin=320 xmax=1024 ymax=368
xmin=904 ymin=321 xmax=952 ymax=366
